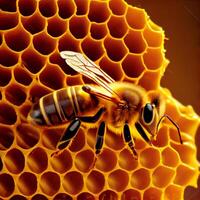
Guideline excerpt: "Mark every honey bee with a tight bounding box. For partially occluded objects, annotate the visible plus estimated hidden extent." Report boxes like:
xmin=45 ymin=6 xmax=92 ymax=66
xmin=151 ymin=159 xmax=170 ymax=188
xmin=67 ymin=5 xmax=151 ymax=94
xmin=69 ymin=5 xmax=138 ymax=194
xmin=28 ymin=51 xmax=183 ymax=159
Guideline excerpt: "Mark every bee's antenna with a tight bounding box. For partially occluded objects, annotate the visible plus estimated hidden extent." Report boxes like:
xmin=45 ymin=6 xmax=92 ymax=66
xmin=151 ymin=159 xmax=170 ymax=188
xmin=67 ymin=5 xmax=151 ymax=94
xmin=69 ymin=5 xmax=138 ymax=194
xmin=156 ymin=114 xmax=183 ymax=144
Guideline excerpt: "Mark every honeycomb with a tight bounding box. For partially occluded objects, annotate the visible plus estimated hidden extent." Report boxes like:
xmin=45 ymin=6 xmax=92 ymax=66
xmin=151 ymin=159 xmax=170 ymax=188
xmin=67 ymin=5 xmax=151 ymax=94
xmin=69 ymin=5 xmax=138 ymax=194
xmin=0 ymin=0 xmax=199 ymax=200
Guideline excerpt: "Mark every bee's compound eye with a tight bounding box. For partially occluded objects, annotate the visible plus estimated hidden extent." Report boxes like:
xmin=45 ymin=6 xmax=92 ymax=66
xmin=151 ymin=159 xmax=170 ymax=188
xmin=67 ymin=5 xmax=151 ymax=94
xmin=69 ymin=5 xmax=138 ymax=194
xmin=143 ymin=103 xmax=154 ymax=124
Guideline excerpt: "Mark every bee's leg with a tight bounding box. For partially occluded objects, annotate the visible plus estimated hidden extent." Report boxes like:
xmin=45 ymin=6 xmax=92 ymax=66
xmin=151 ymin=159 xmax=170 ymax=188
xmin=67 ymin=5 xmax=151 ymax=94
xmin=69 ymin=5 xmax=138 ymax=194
xmin=123 ymin=123 xmax=138 ymax=159
xmin=79 ymin=107 xmax=106 ymax=123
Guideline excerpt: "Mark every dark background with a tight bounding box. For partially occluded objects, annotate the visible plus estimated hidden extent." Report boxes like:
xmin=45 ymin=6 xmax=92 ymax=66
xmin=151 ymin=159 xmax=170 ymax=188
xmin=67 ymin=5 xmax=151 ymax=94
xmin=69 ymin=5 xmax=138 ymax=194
xmin=126 ymin=1 xmax=200 ymax=199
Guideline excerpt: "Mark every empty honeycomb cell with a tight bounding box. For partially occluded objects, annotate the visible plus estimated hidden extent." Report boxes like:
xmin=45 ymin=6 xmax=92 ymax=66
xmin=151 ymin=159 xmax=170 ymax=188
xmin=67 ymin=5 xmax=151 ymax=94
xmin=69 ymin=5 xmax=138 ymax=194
xmin=21 ymin=48 xmax=46 ymax=74
xmin=88 ymin=1 xmax=110 ymax=23
xmin=96 ymin=148 xmax=117 ymax=172
xmin=90 ymin=23 xmax=107 ymax=40
xmin=18 ymin=0 xmax=37 ymax=16
xmin=81 ymin=37 xmax=104 ymax=61
xmin=17 ymin=172 xmax=37 ymax=196
xmin=140 ymin=148 xmax=160 ymax=169
xmin=63 ymin=171 xmax=83 ymax=195
xmin=77 ymin=193 xmax=95 ymax=200
xmin=5 ymin=84 xmax=27 ymax=106
xmin=21 ymin=12 xmax=46 ymax=35
xmin=4 ymin=148 xmax=25 ymax=174
xmin=0 ymin=173 xmax=14 ymax=198
xmin=152 ymin=166 xmax=175 ymax=188
xmin=27 ymin=147 xmax=48 ymax=174
xmin=4 ymin=25 xmax=30 ymax=52
xmin=107 ymin=16 xmax=128 ymax=38
xmin=138 ymin=71 xmax=160 ymax=90
xmin=86 ymin=170 xmax=105 ymax=194
xmin=33 ymin=32 xmax=56 ymax=55
xmin=134 ymin=137 xmax=147 ymax=150
xmin=0 ymin=0 xmax=16 ymax=12
xmin=126 ymin=7 xmax=147 ymax=29
xmin=75 ymin=149 xmax=94 ymax=173
xmin=108 ymin=169 xmax=129 ymax=192
xmin=87 ymin=128 xmax=97 ymax=149
xmin=0 ymin=47 xmax=18 ymax=67
xmin=131 ymin=168 xmax=150 ymax=190
xmin=39 ymin=0 xmax=57 ymax=18
xmin=118 ymin=148 xmax=138 ymax=171
xmin=50 ymin=150 xmax=72 ymax=173
xmin=104 ymin=37 xmax=127 ymax=61
xmin=121 ymin=189 xmax=141 ymax=200
xmin=19 ymin=104 xmax=32 ymax=121
xmin=154 ymin=126 xmax=169 ymax=147
xmin=47 ymin=16 xmax=67 ymax=37
xmin=99 ymin=190 xmax=118 ymax=200
xmin=16 ymin=123 xmax=39 ymax=149
xmin=53 ymin=193 xmax=72 ymax=200
xmin=66 ymin=75 xmax=83 ymax=86
xmin=143 ymin=187 xmax=162 ymax=200
xmin=0 ymin=103 xmax=17 ymax=125
xmin=40 ymin=172 xmax=60 ymax=196
xmin=69 ymin=16 xmax=89 ymax=39
xmin=164 ymin=184 xmax=182 ymax=200
xmin=99 ymin=56 xmax=124 ymax=81
xmin=162 ymin=147 xmax=179 ymax=167
xmin=109 ymin=0 xmax=126 ymax=15
xmin=74 ymin=0 xmax=89 ymax=15
xmin=10 ymin=195 xmax=27 ymax=200
xmin=122 ymin=54 xmax=145 ymax=78
xmin=32 ymin=194 xmax=48 ymax=200
xmin=143 ymin=24 xmax=163 ymax=47
xmin=124 ymin=30 xmax=146 ymax=53
xmin=0 ymin=12 xmax=18 ymax=30
xmin=0 ymin=67 xmax=11 ymax=86
xmin=14 ymin=67 xmax=33 ymax=86
xmin=57 ymin=0 xmax=75 ymax=19
xmin=0 ymin=126 xmax=14 ymax=150
xmin=39 ymin=64 xmax=65 ymax=90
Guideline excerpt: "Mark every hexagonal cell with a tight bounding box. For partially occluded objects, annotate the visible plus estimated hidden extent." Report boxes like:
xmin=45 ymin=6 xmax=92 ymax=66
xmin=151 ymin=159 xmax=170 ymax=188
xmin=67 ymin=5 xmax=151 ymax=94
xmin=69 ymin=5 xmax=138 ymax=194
xmin=10 ymin=195 xmax=27 ymax=200
xmin=74 ymin=0 xmax=89 ymax=15
xmin=14 ymin=67 xmax=33 ymax=86
xmin=107 ymin=16 xmax=128 ymax=38
xmin=143 ymin=187 xmax=162 ymax=200
xmin=66 ymin=75 xmax=83 ymax=86
xmin=47 ymin=16 xmax=67 ymax=37
xmin=51 ymin=149 xmax=72 ymax=173
xmin=121 ymin=189 xmax=141 ymax=200
xmin=27 ymin=147 xmax=48 ymax=174
xmin=104 ymin=36 xmax=127 ymax=61
xmin=152 ymin=166 xmax=175 ymax=188
xmin=99 ymin=190 xmax=118 ymax=200
xmin=90 ymin=23 xmax=107 ymax=40
xmin=57 ymin=0 xmax=75 ymax=19
xmin=0 ymin=173 xmax=14 ymax=198
xmin=86 ymin=170 xmax=105 ymax=194
xmin=1 ymin=0 xmax=16 ymax=12
xmin=108 ymin=169 xmax=129 ymax=192
xmin=109 ymin=0 xmax=126 ymax=15
xmin=96 ymin=148 xmax=117 ymax=172
xmin=53 ymin=193 xmax=72 ymax=200
xmin=75 ymin=149 xmax=94 ymax=173
xmin=18 ymin=0 xmax=37 ymax=16
xmin=174 ymin=164 xmax=195 ymax=186
xmin=124 ymin=30 xmax=146 ymax=53
xmin=5 ymin=83 xmax=27 ymax=106
xmin=69 ymin=16 xmax=89 ymax=39
xmin=88 ymin=1 xmax=110 ymax=23
xmin=39 ymin=64 xmax=65 ymax=90
xmin=164 ymin=184 xmax=183 ymax=200
xmin=0 ymin=103 xmax=17 ymax=125
xmin=0 ymin=67 xmax=11 ymax=87
xmin=126 ymin=6 xmax=147 ymax=29
xmin=39 ymin=0 xmax=57 ymax=17
xmin=63 ymin=171 xmax=83 ymax=195
xmin=140 ymin=147 xmax=160 ymax=169
xmin=16 ymin=123 xmax=39 ymax=149
xmin=21 ymin=12 xmax=46 ymax=35
xmin=33 ymin=31 xmax=56 ymax=55
xmin=21 ymin=47 xmax=46 ymax=74
xmin=0 ymin=12 xmax=18 ymax=30
xmin=162 ymin=147 xmax=179 ymax=167
xmin=122 ymin=54 xmax=145 ymax=78
xmin=4 ymin=148 xmax=25 ymax=174
xmin=118 ymin=148 xmax=138 ymax=171
xmin=40 ymin=172 xmax=60 ymax=196
xmin=81 ymin=37 xmax=104 ymax=61
xmin=0 ymin=46 xmax=18 ymax=67
xmin=17 ymin=172 xmax=37 ymax=196
xmin=0 ymin=126 xmax=14 ymax=150
xmin=32 ymin=194 xmax=48 ymax=200
xmin=4 ymin=25 xmax=30 ymax=52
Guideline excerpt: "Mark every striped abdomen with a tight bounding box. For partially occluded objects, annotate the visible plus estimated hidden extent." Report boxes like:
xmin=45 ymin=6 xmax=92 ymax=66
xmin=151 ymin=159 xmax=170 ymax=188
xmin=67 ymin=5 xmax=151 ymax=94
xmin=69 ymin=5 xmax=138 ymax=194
xmin=28 ymin=86 xmax=99 ymax=126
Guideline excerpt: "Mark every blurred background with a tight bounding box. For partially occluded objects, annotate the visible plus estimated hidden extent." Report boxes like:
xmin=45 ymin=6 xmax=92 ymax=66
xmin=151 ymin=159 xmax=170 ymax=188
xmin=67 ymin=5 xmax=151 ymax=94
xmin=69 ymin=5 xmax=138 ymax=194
xmin=126 ymin=1 xmax=200 ymax=199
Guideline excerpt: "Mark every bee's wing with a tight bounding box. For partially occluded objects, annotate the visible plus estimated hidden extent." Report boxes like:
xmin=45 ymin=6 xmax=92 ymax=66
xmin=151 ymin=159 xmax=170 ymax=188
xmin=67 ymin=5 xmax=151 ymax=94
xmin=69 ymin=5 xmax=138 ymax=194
xmin=60 ymin=51 xmax=116 ymax=96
